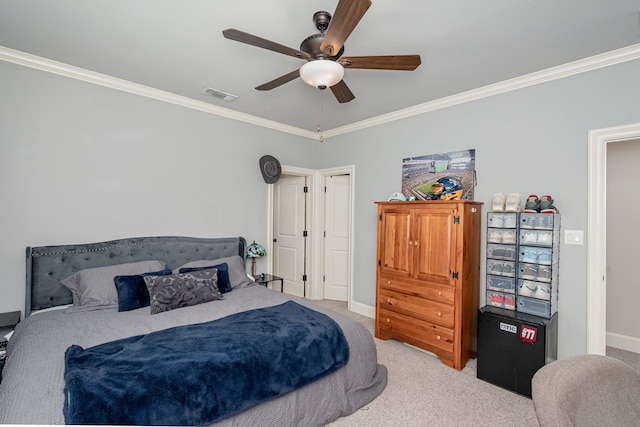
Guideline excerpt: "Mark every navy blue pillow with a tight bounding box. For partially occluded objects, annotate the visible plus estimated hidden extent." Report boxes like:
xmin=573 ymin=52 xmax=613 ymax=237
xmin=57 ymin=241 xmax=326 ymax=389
xmin=114 ymin=269 xmax=173 ymax=312
xmin=179 ymin=263 xmax=231 ymax=294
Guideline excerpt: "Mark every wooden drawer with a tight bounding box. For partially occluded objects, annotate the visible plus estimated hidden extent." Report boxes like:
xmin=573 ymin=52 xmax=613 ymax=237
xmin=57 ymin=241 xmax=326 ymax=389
xmin=378 ymin=288 xmax=454 ymax=328
xmin=378 ymin=276 xmax=455 ymax=305
xmin=377 ymin=307 xmax=454 ymax=354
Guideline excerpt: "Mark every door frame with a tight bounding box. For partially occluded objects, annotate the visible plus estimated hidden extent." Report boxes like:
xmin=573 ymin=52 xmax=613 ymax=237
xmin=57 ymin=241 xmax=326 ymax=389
xmin=319 ymin=166 xmax=355 ymax=308
xmin=267 ymin=164 xmax=355 ymax=307
xmin=587 ymin=122 xmax=640 ymax=354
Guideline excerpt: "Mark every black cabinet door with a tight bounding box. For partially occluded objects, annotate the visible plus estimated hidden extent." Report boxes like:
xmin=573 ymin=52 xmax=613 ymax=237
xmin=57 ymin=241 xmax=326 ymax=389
xmin=477 ymin=306 xmax=557 ymax=397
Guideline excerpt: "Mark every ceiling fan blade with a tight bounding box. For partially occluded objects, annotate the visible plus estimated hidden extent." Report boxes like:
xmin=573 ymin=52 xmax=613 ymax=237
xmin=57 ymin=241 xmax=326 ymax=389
xmin=320 ymin=0 xmax=371 ymax=57
xmin=223 ymin=29 xmax=311 ymax=60
xmin=339 ymin=55 xmax=422 ymax=70
xmin=255 ymin=69 xmax=301 ymax=91
xmin=330 ymin=80 xmax=355 ymax=103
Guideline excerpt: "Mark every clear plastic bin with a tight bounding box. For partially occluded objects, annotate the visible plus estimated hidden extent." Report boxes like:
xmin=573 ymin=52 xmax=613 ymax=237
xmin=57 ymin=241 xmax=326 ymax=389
xmin=518 ymin=263 xmax=553 ymax=283
xmin=519 ymin=229 xmax=553 ymax=247
xmin=488 ymin=228 xmax=517 ymax=244
xmin=487 ymin=244 xmax=517 ymax=261
xmin=518 ymin=247 xmax=553 ymax=265
xmin=517 ymin=295 xmax=551 ymax=317
xmin=520 ymin=213 xmax=554 ymax=230
xmin=487 ymin=275 xmax=516 ymax=293
xmin=517 ymin=280 xmax=551 ymax=301
xmin=487 ymin=212 xmax=519 ymax=229
xmin=487 ymin=259 xmax=516 ymax=277
xmin=486 ymin=290 xmax=516 ymax=310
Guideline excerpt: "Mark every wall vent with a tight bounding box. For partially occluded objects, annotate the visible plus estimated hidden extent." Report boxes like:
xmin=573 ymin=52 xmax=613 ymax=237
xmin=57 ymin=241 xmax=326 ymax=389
xmin=201 ymin=87 xmax=238 ymax=102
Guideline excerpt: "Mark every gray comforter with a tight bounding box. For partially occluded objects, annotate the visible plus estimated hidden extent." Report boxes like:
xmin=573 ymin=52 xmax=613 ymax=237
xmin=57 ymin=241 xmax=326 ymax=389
xmin=0 ymin=285 xmax=387 ymax=426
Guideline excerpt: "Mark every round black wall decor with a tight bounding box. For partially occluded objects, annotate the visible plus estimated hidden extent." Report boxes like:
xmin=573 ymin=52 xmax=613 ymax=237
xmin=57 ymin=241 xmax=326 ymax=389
xmin=259 ymin=155 xmax=282 ymax=184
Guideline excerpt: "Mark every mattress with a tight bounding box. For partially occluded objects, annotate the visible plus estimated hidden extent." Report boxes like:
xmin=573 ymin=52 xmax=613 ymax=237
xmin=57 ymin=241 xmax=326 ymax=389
xmin=0 ymin=284 xmax=387 ymax=426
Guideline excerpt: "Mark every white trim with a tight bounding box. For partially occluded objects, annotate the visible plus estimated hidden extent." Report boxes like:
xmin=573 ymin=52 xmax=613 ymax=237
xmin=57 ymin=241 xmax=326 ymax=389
xmin=0 ymin=46 xmax=318 ymax=140
xmin=308 ymin=170 xmax=325 ymax=301
xmin=316 ymin=165 xmax=355 ymax=309
xmin=324 ymin=43 xmax=640 ymax=138
xmin=2 ymin=43 xmax=640 ymax=138
xmin=349 ymin=300 xmax=375 ymax=320
xmin=587 ymin=122 xmax=640 ymax=355
xmin=606 ymin=332 xmax=640 ymax=354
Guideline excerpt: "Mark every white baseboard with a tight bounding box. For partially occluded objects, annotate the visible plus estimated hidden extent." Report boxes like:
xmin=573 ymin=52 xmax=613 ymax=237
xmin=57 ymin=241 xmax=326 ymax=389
xmin=349 ymin=300 xmax=375 ymax=319
xmin=606 ymin=331 xmax=640 ymax=353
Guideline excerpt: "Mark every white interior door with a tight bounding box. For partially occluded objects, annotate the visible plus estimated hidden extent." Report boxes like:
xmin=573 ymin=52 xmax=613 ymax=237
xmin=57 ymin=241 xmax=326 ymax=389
xmin=273 ymin=176 xmax=307 ymax=297
xmin=323 ymin=174 xmax=351 ymax=301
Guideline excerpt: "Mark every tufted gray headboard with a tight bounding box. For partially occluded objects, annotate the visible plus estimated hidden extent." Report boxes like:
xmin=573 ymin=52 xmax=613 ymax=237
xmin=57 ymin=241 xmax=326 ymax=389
xmin=25 ymin=236 xmax=247 ymax=316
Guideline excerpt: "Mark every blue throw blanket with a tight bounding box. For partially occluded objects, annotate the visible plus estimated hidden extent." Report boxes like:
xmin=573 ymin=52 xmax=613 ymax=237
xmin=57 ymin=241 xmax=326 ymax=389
xmin=63 ymin=301 xmax=349 ymax=425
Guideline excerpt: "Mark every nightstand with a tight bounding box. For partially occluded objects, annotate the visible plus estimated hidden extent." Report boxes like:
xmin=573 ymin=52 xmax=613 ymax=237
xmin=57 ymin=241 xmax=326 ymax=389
xmin=253 ymin=274 xmax=284 ymax=293
xmin=0 ymin=311 xmax=21 ymax=383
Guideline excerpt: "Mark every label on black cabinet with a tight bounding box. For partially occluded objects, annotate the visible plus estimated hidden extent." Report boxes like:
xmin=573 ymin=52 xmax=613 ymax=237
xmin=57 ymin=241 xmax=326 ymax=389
xmin=520 ymin=325 xmax=538 ymax=344
xmin=499 ymin=322 xmax=517 ymax=334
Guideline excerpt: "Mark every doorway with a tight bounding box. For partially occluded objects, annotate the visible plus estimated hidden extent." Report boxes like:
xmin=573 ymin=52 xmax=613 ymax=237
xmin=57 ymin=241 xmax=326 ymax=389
xmin=606 ymin=138 xmax=640 ymax=353
xmin=587 ymin=122 xmax=640 ymax=354
xmin=267 ymin=164 xmax=354 ymax=306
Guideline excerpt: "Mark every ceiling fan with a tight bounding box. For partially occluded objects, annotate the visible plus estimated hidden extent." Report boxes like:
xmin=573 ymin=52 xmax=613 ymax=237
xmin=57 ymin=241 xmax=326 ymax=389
xmin=222 ymin=0 xmax=421 ymax=103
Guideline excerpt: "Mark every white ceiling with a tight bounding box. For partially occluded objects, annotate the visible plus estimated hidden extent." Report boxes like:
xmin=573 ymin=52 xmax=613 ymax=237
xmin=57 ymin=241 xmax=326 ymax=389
xmin=1 ymin=0 xmax=639 ymax=132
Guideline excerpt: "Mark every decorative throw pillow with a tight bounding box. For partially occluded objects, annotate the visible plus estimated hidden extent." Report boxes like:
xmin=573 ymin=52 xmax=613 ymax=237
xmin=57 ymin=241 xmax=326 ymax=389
xmin=114 ymin=269 xmax=173 ymax=312
xmin=178 ymin=263 xmax=231 ymax=293
xmin=143 ymin=269 xmax=223 ymax=315
xmin=61 ymin=260 xmax=167 ymax=312
xmin=176 ymin=256 xmax=253 ymax=289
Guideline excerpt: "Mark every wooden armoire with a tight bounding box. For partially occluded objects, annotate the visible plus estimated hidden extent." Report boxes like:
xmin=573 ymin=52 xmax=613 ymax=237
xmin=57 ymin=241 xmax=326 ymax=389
xmin=375 ymin=200 xmax=482 ymax=370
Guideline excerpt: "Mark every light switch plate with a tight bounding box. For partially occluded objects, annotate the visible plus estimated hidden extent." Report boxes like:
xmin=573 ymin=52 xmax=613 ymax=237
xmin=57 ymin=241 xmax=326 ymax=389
xmin=564 ymin=230 xmax=584 ymax=245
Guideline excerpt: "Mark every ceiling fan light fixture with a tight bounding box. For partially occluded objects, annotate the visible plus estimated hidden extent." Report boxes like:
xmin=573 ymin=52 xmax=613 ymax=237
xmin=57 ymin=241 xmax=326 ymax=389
xmin=299 ymin=60 xmax=344 ymax=90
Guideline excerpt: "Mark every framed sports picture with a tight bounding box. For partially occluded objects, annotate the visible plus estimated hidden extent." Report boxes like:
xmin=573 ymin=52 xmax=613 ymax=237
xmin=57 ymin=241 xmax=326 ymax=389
xmin=402 ymin=149 xmax=476 ymax=200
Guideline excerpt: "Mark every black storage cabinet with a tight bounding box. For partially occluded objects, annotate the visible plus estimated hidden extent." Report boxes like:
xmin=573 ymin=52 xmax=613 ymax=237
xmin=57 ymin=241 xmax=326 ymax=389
xmin=477 ymin=305 xmax=558 ymax=397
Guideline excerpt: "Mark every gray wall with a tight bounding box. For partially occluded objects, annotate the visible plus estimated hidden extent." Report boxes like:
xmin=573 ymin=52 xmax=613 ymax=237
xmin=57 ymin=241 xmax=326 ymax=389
xmin=0 ymin=60 xmax=318 ymax=314
xmin=2 ymin=53 xmax=640 ymax=359
xmin=319 ymin=58 xmax=640 ymax=359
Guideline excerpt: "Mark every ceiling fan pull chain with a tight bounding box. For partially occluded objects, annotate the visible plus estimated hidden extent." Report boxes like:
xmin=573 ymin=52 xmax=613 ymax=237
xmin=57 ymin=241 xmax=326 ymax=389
xmin=317 ymin=91 xmax=325 ymax=143
xmin=317 ymin=91 xmax=324 ymax=142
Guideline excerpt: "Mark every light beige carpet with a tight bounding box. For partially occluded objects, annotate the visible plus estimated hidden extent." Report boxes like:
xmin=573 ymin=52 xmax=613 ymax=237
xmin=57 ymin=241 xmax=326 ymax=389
xmin=606 ymin=345 xmax=640 ymax=372
xmin=309 ymin=299 xmax=539 ymax=427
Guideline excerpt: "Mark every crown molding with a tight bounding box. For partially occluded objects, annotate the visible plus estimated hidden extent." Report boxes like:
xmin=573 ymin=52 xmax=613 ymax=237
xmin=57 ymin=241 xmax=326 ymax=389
xmin=322 ymin=42 xmax=640 ymax=138
xmin=2 ymin=43 xmax=639 ymax=141
xmin=0 ymin=46 xmax=319 ymax=140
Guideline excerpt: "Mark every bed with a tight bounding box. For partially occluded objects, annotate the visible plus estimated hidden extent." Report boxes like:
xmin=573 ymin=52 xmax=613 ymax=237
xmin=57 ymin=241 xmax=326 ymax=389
xmin=0 ymin=236 xmax=387 ymax=426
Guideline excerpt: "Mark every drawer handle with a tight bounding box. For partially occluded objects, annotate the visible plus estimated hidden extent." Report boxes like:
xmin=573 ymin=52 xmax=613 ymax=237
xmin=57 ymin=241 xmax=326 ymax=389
xmin=437 ymin=291 xmax=442 ymax=296
xmin=437 ymin=312 xmax=442 ymax=317
xmin=436 ymin=335 xmax=441 ymax=340
xmin=387 ymin=280 xmax=391 ymax=285
xmin=386 ymin=298 xmax=393 ymax=305
xmin=386 ymin=318 xmax=390 ymax=323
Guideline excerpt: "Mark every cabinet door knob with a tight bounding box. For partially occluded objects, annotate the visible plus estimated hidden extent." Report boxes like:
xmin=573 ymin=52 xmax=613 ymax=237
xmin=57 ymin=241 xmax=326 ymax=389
xmin=387 ymin=280 xmax=391 ymax=285
xmin=409 ymin=241 xmax=413 ymax=246
xmin=386 ymin=318 xmax=390 ymax=323
xmin=414 ymin=240 xmax=418 ymax=246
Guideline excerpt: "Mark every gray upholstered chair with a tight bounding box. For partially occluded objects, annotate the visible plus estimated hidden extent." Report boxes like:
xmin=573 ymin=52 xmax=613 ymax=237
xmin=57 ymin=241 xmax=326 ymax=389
xmin=531 ymin=354 xmax=640 ymax=427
